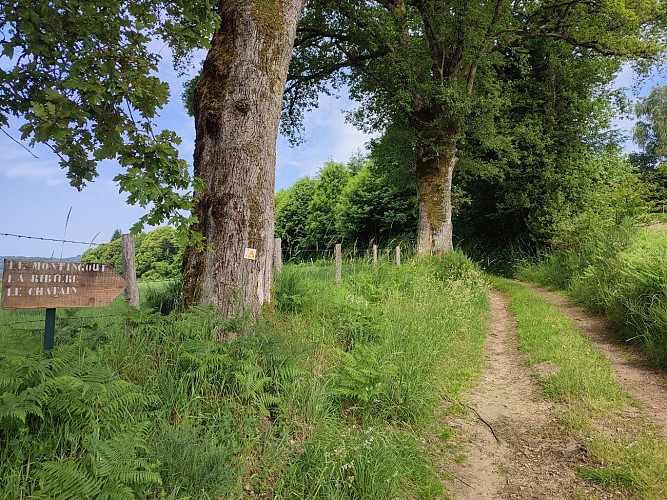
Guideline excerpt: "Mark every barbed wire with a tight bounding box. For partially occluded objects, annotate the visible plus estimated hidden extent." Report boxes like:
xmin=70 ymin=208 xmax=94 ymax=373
xmin=0 ymin=232 xmax=101 ymax=246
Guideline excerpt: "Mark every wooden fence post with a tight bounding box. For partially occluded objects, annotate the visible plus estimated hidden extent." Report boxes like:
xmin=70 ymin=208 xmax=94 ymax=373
xmin=121 ymin=234 xmax=140 ymax=308
xmin=273 ymin=237 xmax=283 ymax=273
xmin=335 ymin=243 xmax=342 ymax=283
xmin=373 ymin=244 xmax=378 ymax=266
xmin=395 ymin=245 xmax=401 ymax=266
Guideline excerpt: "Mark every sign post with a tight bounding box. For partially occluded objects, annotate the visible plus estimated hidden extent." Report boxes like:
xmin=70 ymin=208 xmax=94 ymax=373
xmin=44 ymin=308 xmax=56 ymax=350
xmin=1 ymin=259 xmax=127 ymax=350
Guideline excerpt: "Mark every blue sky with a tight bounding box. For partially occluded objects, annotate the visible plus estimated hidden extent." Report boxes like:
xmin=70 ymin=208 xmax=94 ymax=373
xmin=0 ymin=52 xmax=373 ymax=258
xmin=0 ymin=53 xmax=662 ymax=258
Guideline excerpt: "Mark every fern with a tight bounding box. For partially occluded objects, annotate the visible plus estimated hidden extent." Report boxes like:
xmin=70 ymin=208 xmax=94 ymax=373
xmin=85 ymin=422 xmax=162 ymax=498
xmin=37 ymin=461 xmax=101 ymax=499
xmin=0 ymin=391 xmax=44 ymax=424
xmin=0 ymin=327 xmax=160 ymax=499
xmin=332 ymin=343 xmax=398 ymax=406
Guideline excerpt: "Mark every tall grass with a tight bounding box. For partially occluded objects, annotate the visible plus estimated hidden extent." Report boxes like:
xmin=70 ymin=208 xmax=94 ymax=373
xmin=0 ymin=252 xmax=489 ymax=498
xmin=517 ymin=221 xmax=667 ymax=368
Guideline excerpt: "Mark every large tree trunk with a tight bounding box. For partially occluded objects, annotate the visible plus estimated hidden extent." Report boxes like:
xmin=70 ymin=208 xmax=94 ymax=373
xmin=182 ymin=0 xmax=306 ymax=318
xmin=415 ymin=141 xmax=457 ymax=256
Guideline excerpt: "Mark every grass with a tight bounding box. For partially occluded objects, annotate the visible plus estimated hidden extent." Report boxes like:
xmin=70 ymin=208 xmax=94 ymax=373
xmin=493 ymin=277 xmax=667 ymax=499
xmin=517 ymin=221 xmax=667 ymax=368
xmin=0 ymin=253 xmax=489 ymax=498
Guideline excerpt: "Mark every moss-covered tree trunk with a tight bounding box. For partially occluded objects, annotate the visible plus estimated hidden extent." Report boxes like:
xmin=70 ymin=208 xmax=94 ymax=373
xmin=182 ymin=0 xmax=306 ymax=318
xmin=415 ymin=138 xmax=458 ymax=256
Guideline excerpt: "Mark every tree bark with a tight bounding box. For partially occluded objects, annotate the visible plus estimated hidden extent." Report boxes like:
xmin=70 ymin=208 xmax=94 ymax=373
xmin=414 ymin=140 xmax=457 ymax=256
xmin=182 ymin=0 xmax=306 ymax=318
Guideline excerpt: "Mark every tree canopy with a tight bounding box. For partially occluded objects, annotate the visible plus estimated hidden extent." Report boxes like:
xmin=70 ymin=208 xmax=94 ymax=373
xmin=634 ymin=85 xmax=667 ymax=168
xmin=284 ymin=0 xmax=666 ymax=254
xmin=2 ymin=0 xmax=307 ymax=317
xmin=0 ymin=0 xmax=217 ymax=231
xmin=82 ymin=226 xmax=183 ymax=280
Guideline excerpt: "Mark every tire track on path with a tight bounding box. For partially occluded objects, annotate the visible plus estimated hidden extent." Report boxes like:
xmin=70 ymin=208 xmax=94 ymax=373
xmin=526 ymin=285 xmax=667 ymax=438
xmin=447 ymin=288 xmax=608 ymax=499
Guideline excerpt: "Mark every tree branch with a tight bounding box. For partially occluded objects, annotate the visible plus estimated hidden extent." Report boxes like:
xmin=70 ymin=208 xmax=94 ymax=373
xmin=1 ymin=128 xmax=39 ymax=158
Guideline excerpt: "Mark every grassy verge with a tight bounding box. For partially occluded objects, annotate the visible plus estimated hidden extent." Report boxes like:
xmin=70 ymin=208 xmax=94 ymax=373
xmin=492 ymin=277 xmax=667 ymax=499
xmin=517 ymin=222 xmax=667 ymax=368
xmin=0 ymin=253 xmax=488 ymax=498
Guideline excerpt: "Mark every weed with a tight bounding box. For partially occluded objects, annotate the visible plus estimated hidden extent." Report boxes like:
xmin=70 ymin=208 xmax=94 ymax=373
xmin=517 ymin=221 xmax=667 ymax=368
xmin=577 ymin=466 xmax=644 ymax=489
xmin=1 ymin=253 xmax=490 ymax=498
xmin=274 ymin=267 xmax=308 ymax=314
xmin=144 ymin=278 xmax=182 ymax=315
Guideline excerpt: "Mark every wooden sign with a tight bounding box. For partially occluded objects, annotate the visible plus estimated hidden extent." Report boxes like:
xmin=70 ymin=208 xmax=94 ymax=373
xmin=1 ymin=259 xmax=127 ymax=310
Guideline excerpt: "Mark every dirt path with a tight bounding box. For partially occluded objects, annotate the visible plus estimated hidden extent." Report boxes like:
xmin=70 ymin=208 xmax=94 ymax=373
xmin=447 ymin=288 xmax=609 ymax=499
xmin=527 ymin=285 xmax=667 ymax=437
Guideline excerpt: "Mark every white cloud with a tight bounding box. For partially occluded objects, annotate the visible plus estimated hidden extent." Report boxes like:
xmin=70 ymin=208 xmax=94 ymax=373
xmin=3 ymin=163 xmax=65 ymax=186
xmin=276 ymin=92 xmax=376 ymax=188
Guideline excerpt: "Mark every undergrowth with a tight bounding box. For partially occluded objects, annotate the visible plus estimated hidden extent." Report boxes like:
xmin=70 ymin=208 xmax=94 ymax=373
xmin=517 ymin=220 xmax=667 ymax=368
xmin=0 ymin=253 xmax=489 ymax=498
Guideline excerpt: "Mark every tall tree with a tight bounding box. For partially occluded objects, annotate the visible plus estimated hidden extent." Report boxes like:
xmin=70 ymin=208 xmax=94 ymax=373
xmin=1 ymin=1 xmax=306 ymax=318
xmin=275 ymin=176 xmax=317 ymax=257
xmin=181 ymin=1 xmax=307 ymax=317
xmin=634 ymin=85 xmax=667 ymax=167
xmin=285 ymin=0 xmax=665 ymax=255
xmin=631 ymin=85 xmax=667 ymax=210
xmin=456 ymin=36 xmax=628 ymax=247
xmin=303 ymin=161 xmax=350 ymax=249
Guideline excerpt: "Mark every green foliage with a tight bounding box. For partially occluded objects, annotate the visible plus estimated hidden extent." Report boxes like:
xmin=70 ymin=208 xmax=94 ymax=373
xmin=0 ymin=332 xmax=160 ymax=499
xmin=82 ymin=226 xmax=183 ymax=281
xmin=634 ymin=85 xmax=667 ymax=167
xmin=495 ymin=277 xmax=667 ymax=499
xmin=275 ymin=153 xmax=417 ymax=259
xmin=274 ymin=267 xmax=308 ymax=314
xmin=331 ymin=343 xmax=398 ymax=417
xmin=336 ymin=160 xmax=418 ymax=248
xmin=630 ymin=84 xmax=667 ymax=211
xmin=143 ymin=278 xmax=183 ymax=315
xmin=0 ymin=1 xmax=218 ymax=231
xmin=287 ymin=0 xmax=664 ymax=256
xmin=1 ymin=252 xmax=490 ymax=497
xmin=578 ymin=466 xmax=645 ymax=489
xmin=135 ymin=227 xmax=182 ymax=280
xmin=455 ymin=34 xmax=643 ymax=252
xmin=304 ymin=161 xmax=350 ymax=249
xmin=517 ymin=218 xmax=635 ymax=290
xmin=275 ymin=424 xmax=443 ymax=499
xmin=275 ymin=176 xmax=317 ymax=254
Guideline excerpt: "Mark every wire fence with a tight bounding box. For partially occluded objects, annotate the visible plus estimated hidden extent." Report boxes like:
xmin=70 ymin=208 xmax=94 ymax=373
xmin=1 ymin=232 xmax=101 ymax=247
xmin=0 ymin=232 xmax=416 ymax=335
xmin=281 ymin=241 xmax=416 ymax=265
xmin=0 ymin=229 xmax=125 ymax=332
